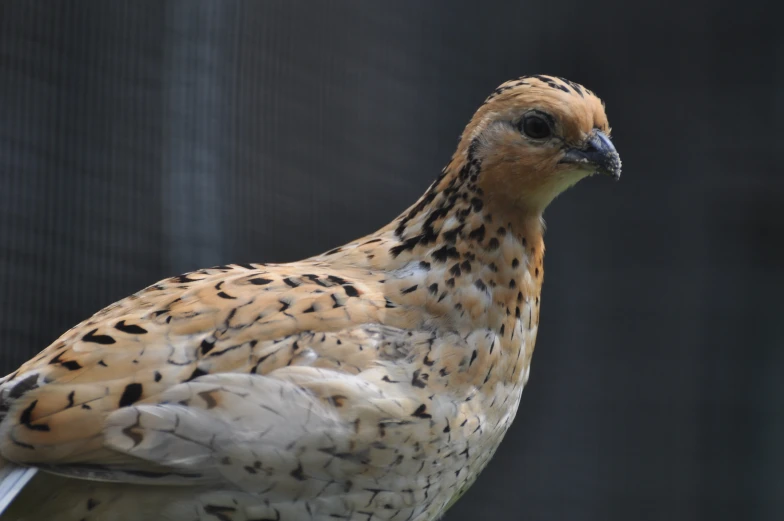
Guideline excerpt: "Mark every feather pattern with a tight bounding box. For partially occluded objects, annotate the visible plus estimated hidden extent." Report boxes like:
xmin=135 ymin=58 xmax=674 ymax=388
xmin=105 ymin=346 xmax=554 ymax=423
xmin=0 ymin=75 xmax=619 ymax=521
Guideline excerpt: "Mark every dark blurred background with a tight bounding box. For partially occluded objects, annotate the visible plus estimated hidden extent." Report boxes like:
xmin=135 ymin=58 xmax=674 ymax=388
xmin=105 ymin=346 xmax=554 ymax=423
xmin=0 ymin=1 xmax=780 ymax=520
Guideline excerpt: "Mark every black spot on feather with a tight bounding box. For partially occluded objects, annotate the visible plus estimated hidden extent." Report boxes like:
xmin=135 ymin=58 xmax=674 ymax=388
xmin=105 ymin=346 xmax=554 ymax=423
xmin=442 ymin=225 xmax=464 ymax=244
xmin=118 ymin=383 xmax=143 ymax=408
xmin=411 ymin=370 xmax=428 ymax=388
xmin=83 ymin=329 xmax=116 ymax=345
xmin=283 ymin=278 xmax=300 ymax=288
xmin=20 ymin=400 xmax=49 ymax=431
xmin=431 ymin=245 xmax=459 ymax=263
xmin=390 ymin=236 xmax=421 ymax=257
xmin=61 ymin=360 xmax=82 ymax=371
xmin=290 ymin=463 xmax=306 ymax=481
xmin=468 ymin=225 xmax=485 ymax=242
xmin=412 ymin=404 xmax=432 ymax=419
xmin=200 ymin=339 xmax=215 ymax=355
xmin=172 ymin=274 xmax=199 ymax=283
xmin=185 ymin=368 xmax=208 ymax=382
xmin=115 ymin=320 xmax=147 ymax=335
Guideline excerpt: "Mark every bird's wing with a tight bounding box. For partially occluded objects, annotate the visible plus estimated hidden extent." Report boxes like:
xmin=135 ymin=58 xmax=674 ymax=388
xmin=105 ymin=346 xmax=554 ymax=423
xmin=0 ymin=263 xmax=450 ymax=495
xmin=99 ymin=367 xmax=452 ymax=495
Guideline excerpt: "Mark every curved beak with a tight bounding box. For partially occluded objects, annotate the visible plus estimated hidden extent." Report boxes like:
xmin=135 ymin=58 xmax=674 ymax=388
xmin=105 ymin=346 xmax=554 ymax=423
xmin=560 ymin=130 xmax=621 ymax=180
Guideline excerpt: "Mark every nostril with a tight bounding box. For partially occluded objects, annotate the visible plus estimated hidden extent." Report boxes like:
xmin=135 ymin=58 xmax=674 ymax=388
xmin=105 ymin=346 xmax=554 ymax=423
xmin=584 ymin=137 xmax=600 ymax=152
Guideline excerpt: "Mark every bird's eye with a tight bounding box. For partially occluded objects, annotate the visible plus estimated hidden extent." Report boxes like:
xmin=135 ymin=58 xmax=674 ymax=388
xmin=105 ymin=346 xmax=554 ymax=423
xmin=521 ymin=115 xmax=552 ymax=140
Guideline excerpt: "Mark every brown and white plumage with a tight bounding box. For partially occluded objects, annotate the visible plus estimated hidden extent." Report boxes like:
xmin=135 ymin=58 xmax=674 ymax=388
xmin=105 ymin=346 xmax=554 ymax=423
xmin=0 ymin=75 xmax=620 ymax=521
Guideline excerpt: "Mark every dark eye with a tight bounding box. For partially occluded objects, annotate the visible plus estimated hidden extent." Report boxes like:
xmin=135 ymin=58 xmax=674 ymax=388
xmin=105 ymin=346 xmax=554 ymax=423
xmin=521 ymin=115 xmax=552 ymax=139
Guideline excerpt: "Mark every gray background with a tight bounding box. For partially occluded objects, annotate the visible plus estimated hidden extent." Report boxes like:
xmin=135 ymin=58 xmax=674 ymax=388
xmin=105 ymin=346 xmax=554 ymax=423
xmin=0 ymin=1 xmax=780 ymax=520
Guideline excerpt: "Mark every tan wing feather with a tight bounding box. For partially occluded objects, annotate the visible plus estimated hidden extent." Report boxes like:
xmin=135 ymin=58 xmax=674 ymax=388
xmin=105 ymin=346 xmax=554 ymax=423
xmin=0 ymin=263 xmax=414 ymax=469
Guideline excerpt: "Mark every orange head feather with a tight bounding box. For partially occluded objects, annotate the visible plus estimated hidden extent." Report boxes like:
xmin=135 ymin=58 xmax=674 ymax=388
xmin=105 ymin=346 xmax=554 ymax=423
xmin=452 ymin=75 xmax=621 ymax=217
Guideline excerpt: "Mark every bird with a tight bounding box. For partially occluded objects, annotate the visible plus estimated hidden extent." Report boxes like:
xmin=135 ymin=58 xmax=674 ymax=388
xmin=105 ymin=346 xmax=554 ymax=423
xmin=0 ymin=75 xmax=620 ymax=521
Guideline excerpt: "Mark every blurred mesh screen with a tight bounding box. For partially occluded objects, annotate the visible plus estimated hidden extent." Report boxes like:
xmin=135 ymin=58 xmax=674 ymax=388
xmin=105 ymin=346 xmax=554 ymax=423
xmin=1 ymin=2 xmax=782 ymax=521
xmin=0 ymin=1 xmax=456 ymax=370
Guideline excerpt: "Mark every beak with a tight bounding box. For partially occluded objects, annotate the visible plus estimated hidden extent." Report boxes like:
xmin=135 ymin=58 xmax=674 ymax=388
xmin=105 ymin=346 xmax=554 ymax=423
xmin=559 ymin=129 xmax=621 ymax=180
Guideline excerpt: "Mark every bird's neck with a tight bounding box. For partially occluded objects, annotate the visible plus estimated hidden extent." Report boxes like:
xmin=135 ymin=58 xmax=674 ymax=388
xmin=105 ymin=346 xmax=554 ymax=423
xmin=393 ymin=159 xmax=544 ymax=266
xmin=327 ymin=155 xmax=546 ymax=336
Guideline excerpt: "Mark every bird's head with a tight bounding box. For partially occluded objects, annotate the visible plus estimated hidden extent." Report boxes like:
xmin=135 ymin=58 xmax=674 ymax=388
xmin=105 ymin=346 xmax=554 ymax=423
xmin=457 ymin=75 xmax=621 ymax=216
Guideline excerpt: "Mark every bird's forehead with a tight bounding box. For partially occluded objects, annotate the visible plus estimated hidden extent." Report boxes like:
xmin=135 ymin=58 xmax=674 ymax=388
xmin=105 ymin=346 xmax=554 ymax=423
xmin=483 ymin=75 xmax=609 ymax=138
